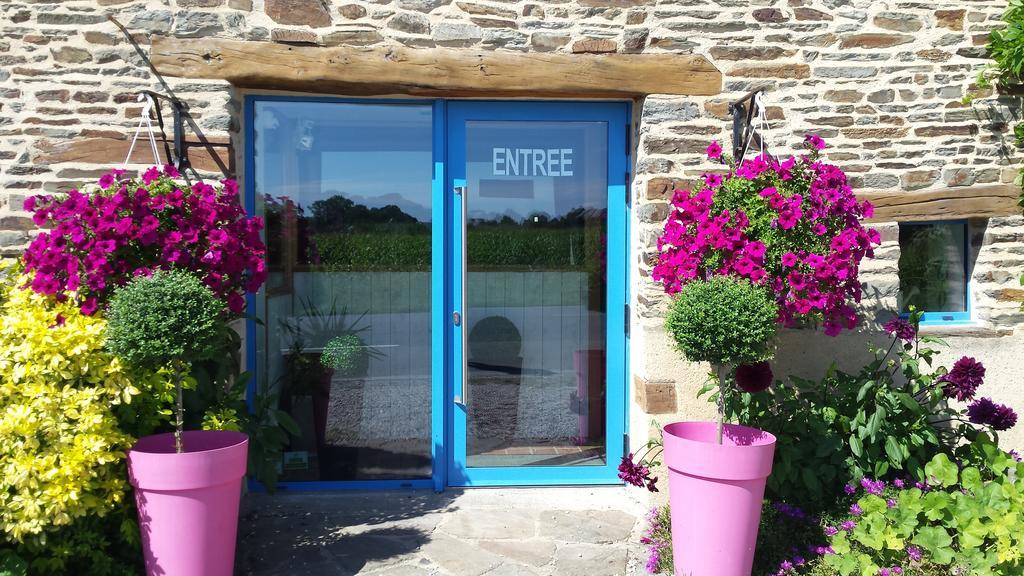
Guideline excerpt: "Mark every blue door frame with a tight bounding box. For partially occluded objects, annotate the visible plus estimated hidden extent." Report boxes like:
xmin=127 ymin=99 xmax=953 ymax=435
xmin=243 ymin=96 xmax=630 ymax=491
xmin=446 ymin=101 xmax=630 ymax=486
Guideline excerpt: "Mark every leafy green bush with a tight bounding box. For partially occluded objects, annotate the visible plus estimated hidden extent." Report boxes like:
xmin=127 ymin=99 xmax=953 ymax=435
xmin=665 ymin=276 xmax=778 ymax=366
xmin=106 ymin=270 xmax=228 ymax=453
xmin=106 ymin=270 xmax=226 ymax=368
xmin=726 ymin=310 xmax=1018 ymax=510
xmin=988 ymin=0 xmax=1024 ymax=83
xmin=823 ymin=446 xmax=1024 ymax=576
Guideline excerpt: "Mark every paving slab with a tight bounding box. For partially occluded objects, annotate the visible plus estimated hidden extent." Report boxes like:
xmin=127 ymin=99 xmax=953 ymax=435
xmin=237 ymin=487 xmax=646 ymax=576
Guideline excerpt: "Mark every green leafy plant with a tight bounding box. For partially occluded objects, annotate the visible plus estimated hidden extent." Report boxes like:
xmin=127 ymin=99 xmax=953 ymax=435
xmin=106 ymin=270 xmax=226 ymax=453
xmin=666 ymin=276 xmax=779 ymax=443
xmin=823 ymin=445 xmax=1024 ymax=576
xmin=988 ymin=0 xmax=1024 ymax=84
xmin=726 ymin=309 xmax=1018 ymax=509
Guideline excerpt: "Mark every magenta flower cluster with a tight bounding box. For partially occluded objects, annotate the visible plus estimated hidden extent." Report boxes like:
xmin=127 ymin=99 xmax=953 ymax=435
xmin=22 ymin=165 xmax=267 ymax=315
xmin=652 ymin=135 xmax=879 ymax=336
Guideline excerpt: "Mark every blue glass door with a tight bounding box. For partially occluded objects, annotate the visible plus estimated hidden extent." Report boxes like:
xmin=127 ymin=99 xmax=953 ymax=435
xmin=446 ymin=102 xmax=629 ymax=486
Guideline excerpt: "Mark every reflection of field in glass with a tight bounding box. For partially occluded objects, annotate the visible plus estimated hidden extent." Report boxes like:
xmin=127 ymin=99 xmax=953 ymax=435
xmin=312 ymin=224 xmax=606 ymax=273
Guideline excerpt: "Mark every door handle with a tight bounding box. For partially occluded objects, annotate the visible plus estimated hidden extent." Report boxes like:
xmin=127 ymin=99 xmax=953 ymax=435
xmin=454 ymin=184 xmax=468 ymax=407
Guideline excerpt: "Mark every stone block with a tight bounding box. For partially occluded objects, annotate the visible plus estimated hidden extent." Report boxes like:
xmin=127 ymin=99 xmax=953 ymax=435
xmin=271 ymin=29 xmax=319 ymax=44
xmin=794 ymin=7 xmax=832 ymax=21
xmin=265 ymin=0 xmax=332 ymax=27
xmin=708 ymin=46 xmax=796 ymax=61
xmin=50 ymin=47 xmax=92 ymax=64
xmin=935 ymin=9 xmax=966 ymax=31
xmin=322 ymin=29 xmax=384 ymax=45
xmin=839 ymin=33 xmax=914 ymax=49
xmin=634 ymin=376 xmax=676 ymax=414
xmin=729 ymin=63 xmax=810 ymax=79
xmin=389 ymin=12 xmax=431 ymax=34
xmin=914 ymin=125 xmax=978 ymax=137
xmin=900 ymin=169 xmax=940 ymax=191
xmin=530 ymin=32 xmax=569 ymax=51
xmin=874 ymin=12 xmax=923 ymax=32
xmin=753 ymin=8 xmax=787 ymax=23
xmin=338 ymin=4 xmax=366 ymax=18
xmin=572 ymin=39 xmax=616 ymax=53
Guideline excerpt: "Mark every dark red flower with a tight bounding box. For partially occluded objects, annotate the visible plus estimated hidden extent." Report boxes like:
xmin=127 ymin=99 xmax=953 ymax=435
xmin=942 ymin=357 xmax=985 ymax=401
xmin=736 ymin=361 xmax=773 ymax=393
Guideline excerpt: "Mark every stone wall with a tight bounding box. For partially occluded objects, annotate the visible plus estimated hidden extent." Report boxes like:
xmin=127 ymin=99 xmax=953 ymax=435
xmin=1 ymin=1 xmax=1022 ymax=448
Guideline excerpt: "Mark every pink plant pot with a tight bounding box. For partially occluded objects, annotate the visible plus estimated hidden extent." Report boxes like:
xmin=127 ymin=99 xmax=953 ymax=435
xmin=662 ymin=421 xmax=776 ymax=576
xmin=127 ymin=430 xmax=249 ymax=576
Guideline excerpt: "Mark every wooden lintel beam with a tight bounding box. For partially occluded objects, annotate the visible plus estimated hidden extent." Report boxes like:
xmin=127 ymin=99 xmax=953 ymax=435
xmin=150 ymin=37 xmax=722 ymax=98
xmin=860 ymin=184 xmax=1022 ymax=223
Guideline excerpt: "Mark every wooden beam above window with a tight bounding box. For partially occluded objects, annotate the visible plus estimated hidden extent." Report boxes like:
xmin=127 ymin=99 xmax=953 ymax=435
xmin=149 ymin=37 xmax=722 ymax=98
xmin=861 ymin=184 xmax=1022 ymax=222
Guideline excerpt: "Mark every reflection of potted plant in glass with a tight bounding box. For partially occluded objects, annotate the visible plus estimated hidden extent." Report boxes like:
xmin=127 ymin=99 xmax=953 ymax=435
xmin=279 ymin=298 xmax=370 ymax=448
xmin=321 ymin=334 xmax=371 ymax=378
xmin=108 ymin=270 xmax=247 ymax=576
xmin=467 ymin=316 xmax=523 ymax=438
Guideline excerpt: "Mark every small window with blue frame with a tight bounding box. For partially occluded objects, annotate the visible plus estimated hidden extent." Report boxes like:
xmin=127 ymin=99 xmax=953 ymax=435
xmin=897 ymin=220 xmax=971 ymax=324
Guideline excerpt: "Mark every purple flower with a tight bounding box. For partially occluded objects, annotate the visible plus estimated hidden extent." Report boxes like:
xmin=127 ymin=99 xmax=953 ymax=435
xmin=850 ymin=503 xmax=863 ymax=516
xmin=804 ymin=133 xmax=826 ymax=151
xmin=968 ymin=397 xmax=1017 ymax=431
xmin=618 ymin=454 xmax=658 ymax=492
xmin=861 ymin=478 xmax=885 ymax=495
xmin=941 ymin=357 xmax=985 ymax=401
xmin=645 ymin=548 xmax=659 ymax=573
xmin=704 ymin=173 xmax=724 ymax=189
xmin=883 ymin=318 xmax=916 ymax=342
xmin=825 ymin=526 xmax=838 ymax=536
xmin=879 ymin=569 xmax=890 ymax=576
xmin=843 ymin=483 xmax=856 ymax=495
xmin=887 ymin=498 xmax=898 ymax=509
xmin=893 ymin=478 xmax=905 ymax=489
xmin=706 ymin=141 xmax=723 ymax=160
xmin=736 ymin=361 xmax=773 ymax=393
xmin=840 ymin=520 xmax=856 ymax=531
xmin=906 ymin=545 xmax=922 ymax=562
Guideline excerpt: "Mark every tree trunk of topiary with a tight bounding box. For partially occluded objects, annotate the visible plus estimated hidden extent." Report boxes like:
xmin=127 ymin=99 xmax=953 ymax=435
xmin=714 ymin=364 xmax=729 ymax=445
xmin=173 ymin=361 xmax=184 ymax=454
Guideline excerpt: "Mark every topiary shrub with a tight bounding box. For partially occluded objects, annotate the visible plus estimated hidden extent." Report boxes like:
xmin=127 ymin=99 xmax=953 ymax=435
xmin=106 ymin=269 xmax=226 ymax=453
xmin=665 ymin=276 xmax=779 ymax=443
xmin=665 ymin=276 xmax=778 ymax=367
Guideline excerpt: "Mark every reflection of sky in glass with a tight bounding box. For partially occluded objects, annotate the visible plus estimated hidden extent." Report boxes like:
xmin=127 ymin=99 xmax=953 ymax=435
xmin=466 ymin=121 xmax=607 ymax=223
xmin=254 ymin=101 xmax=433 ymax=222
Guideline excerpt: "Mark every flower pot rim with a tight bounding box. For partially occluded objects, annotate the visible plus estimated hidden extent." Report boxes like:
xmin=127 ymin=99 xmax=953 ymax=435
xmin=663 ymin=420 xmax=776 ymax=448
xmin=129 ymin=429 xmax=248 ymax=456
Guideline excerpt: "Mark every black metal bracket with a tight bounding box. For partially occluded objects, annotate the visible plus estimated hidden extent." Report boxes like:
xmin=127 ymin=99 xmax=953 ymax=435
xmin=728 ymin=87 xmax=769 ymax=164
xmin=137 ymin=90 xmax=191 ymax=172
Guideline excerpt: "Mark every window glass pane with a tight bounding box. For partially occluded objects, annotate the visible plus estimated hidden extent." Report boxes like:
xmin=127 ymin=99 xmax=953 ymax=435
xmin=253 ymin=101 xmax=433 ymax=481
xmin=463 ymin=120 xmax=609 ymax=468
xmin=897 ymin=222 xmax=967 ymax=314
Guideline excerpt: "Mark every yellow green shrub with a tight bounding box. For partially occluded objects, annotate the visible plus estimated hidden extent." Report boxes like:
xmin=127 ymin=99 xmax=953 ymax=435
xmin=0 ymin=281 xmax=171 ymax=545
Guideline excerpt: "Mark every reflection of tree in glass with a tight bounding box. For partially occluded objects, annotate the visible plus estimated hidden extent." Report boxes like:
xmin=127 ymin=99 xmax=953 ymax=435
xmin=311 ymin=193 xmax=429 ymax=234
xmin=898 ymin=225 xmax=954 ymax=312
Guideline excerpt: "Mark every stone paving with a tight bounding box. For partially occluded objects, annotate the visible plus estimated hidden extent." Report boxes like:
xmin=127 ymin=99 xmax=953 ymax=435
xmin=236 ymin=486 xmax=651 ymax=576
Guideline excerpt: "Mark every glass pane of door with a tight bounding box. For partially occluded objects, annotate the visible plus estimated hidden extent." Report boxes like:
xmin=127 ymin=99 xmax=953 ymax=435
xmin=462 ymin=120 xmax=609 ymax=468
xmin=252 ymin=101 xmax=434 ymax=481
